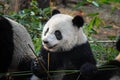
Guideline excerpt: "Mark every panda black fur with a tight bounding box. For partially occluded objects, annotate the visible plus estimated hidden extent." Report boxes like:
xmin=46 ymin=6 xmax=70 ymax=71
xmin=0 ymin=16 xmax=36 ymax=80
xmin=31 ymin=10 xmax=96 ymax=80
xmin=79 ymin=39 xmax=120 ymax=80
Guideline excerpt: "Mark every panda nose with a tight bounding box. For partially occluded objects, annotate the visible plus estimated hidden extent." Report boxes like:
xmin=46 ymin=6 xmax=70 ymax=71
xmin=43 ymin=40 xmax=49 ymax=44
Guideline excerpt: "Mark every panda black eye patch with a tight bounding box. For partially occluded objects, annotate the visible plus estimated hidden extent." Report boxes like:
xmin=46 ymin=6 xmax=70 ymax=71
xmin=54 ymin=30 xmax=62 ymax=40
xmin=44 ymin=28 xmax=49 ymax=36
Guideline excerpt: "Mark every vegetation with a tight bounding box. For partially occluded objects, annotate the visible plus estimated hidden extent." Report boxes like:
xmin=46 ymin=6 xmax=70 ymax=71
xmin=75 ymin=0 xmax=120 ymax=8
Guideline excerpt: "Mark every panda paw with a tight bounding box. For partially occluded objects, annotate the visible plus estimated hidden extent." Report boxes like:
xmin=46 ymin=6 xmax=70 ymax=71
xmin=80 ymin=63 xmax=97 ymax=77
xmin=31 ymin=57 xmax=47 ymax=78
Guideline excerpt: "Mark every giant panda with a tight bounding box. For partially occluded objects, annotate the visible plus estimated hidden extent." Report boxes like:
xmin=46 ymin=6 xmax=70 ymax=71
xmin=80 ymin=39 xmax=120 ymax=80
xmin=31 ymin=9 xmax=96 ymax=80
xmin=0 ymin=15 xmax=36 ymax=80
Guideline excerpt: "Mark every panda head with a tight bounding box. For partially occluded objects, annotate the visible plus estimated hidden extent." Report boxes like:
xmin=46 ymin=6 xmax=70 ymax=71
xmin=42 ymin=10 xmax=87 ymax=52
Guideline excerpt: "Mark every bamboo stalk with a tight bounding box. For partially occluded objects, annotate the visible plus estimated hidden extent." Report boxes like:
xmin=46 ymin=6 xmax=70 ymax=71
xmin=89 ymin=40 xmax=116 ymax=43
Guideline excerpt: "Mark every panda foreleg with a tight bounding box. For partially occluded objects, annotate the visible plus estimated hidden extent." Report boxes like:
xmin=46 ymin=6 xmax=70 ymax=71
xmin=31 ymin=57 xmax=48 ymax=79
xmin=79 ymin=63 xmax=98 ymax=79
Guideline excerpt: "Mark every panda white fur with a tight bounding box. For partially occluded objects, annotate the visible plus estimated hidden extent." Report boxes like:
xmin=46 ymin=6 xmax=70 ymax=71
xmin=31 ymin=9 xmax=96 ymax=80
xmin=0 ymin=16 xmax=36 ymax=80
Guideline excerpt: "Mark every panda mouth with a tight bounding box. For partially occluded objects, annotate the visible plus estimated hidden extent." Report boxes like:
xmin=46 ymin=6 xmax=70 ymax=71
xmin=47 ymin=44 xmax=57 ymax=49
xmin=44 ymin=44 xmax=57 ymax=49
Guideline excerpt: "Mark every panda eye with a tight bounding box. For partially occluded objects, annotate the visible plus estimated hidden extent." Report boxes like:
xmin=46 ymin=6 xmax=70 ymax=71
xmin=54 ymin=30 xmax=62 ymax=40
xmin=44 ymin=28 xmax=49 ymax=36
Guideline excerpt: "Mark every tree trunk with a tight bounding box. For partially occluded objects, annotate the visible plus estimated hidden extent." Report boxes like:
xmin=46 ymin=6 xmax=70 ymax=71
xmin=2 ymin=0 xmax=50 ymax=13
xmin=37 ymin=0 xmax=50 ymax=9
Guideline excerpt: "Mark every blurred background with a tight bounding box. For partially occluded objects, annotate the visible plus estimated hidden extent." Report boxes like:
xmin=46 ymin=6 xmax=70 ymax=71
xmin=0 ymin=0 xmax=120 ymax=65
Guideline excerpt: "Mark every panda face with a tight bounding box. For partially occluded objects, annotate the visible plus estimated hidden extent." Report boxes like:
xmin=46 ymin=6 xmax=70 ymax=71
xmin=42 ymin=14 xmax=87 ymax=52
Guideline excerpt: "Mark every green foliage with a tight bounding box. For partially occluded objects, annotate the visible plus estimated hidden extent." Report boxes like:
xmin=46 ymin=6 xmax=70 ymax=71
xmin=96 ymin=0 xmax=120 ymax=4
xmin=75 ymin=0 xmax=120 ymax=9
xmin=81 ymin=8 xmax=118 ymax=64
xmin=83 ymin=13 xmax=102 ymax=39
xmin=75 ymin=0 xmax=99 ymax=9
xmin=75 ymin=1 xmax=87 ymax=9
xmin=87 ymin=0 xmax=99 ymax=7
xmin=90 ymin=42 xmax=119 ymax=65
xmin=7 ymin=0 xmax=51 ymax=54
xmin=110 ymin=6 xmax=118 ymax=14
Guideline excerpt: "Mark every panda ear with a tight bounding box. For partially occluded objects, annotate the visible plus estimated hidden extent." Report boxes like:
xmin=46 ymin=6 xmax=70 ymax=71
xmin=72 ymin=15 xmax=84 ymax=28
xmin=52 ymin=9 xmax=60 ymax=16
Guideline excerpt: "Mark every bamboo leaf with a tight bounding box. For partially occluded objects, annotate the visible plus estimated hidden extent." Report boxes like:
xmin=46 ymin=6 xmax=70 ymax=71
xmin=103 ymin=26 xmax=113 ymax=28
xmin=87 ymin=13 xmax=99 ymax=17
xmin=92 ymin=1 xmax=99 ymax=7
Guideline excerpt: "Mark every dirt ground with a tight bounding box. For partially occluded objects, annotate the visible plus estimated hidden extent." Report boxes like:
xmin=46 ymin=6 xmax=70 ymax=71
xmin=52 ymin=2 xmax=120 ymax=40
